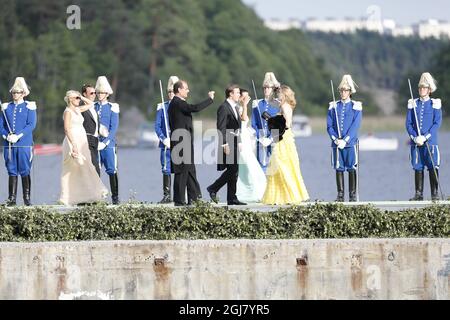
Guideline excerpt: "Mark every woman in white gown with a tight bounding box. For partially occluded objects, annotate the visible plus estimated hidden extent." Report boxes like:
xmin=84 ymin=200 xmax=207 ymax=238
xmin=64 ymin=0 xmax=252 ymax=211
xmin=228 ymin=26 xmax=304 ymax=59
xmin=59 ymin=90 xmax=108 ymax=205
xmin=236 ymin=90 xmax=267 ymax=203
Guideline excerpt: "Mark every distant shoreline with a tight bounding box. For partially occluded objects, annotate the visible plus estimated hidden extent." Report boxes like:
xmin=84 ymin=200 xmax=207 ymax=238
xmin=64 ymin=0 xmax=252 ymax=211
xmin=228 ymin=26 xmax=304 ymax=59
xmin=197 ymin=115 xmax=450 ymax=134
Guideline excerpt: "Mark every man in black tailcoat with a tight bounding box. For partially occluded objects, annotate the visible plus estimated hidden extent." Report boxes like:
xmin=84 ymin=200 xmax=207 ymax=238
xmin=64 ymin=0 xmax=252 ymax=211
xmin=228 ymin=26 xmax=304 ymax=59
xmin=81 ymin=84 xmax=100 ymax=176
xmin=168 ymin=80 xmax=215 ymax=206
xmin=207 ymin=84 xmax=246 ymax=206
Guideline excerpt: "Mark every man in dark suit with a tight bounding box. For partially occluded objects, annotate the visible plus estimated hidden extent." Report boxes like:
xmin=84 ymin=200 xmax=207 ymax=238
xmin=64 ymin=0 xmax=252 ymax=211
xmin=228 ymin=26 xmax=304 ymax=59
xmin=207 ymin=85 xmax=246 ymax=206
xmin=81 ymin=84 xmax=100 ymax=176
xmin=168 ymin=80 xmax=215 ymax=206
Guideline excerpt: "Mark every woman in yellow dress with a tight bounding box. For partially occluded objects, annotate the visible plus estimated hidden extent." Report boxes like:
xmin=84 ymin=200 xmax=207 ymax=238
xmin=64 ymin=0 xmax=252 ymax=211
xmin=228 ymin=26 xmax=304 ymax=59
xmin=262 ymin=85 xmax=309 ymax=205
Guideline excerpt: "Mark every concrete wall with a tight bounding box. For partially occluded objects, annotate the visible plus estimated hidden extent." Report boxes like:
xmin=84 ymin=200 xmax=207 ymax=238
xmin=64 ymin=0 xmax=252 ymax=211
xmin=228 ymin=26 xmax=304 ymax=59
xmin=0 ymin=239 xmax=448 ymax=300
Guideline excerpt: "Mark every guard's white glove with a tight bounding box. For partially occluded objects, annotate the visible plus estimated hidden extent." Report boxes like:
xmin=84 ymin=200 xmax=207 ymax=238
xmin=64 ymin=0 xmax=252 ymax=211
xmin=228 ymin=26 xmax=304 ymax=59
xmin=6 ymin=134 xmax=13 ymax=143
xmin=162 ymin=138 xmax=170 ymax=148
xmin=223 ymin=144 xmax=231 ymax=155
xmin=8 ymin=134 xmax=20 ymax=144
xmin=99 ymin=124 xmax=109 ymax=138
xmin=334 ymin=138 xmax=340 ymax=146
xmin=97 ymin=142 xmax=107 ymax=151
xmin=415 ymin=135 xmax=426 ymax=146
xmin=261 ymin=137 xmax=272 ymax=147
xmin=338 ymin=140 xmax=347 ymax=150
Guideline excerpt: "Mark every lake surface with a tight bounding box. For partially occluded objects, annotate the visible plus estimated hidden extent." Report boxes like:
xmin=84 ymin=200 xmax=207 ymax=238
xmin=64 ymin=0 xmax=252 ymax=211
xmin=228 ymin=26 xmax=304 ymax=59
xmin=2 ymin=132 xmax=450 ymax=205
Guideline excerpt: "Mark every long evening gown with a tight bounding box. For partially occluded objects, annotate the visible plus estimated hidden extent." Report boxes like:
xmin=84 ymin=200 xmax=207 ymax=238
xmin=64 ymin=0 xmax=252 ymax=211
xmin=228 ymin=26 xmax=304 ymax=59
xmin=59 ymin=107 xmax=108 ymax=205
xmin=236 ymin=120 xmax=267 ymax=203
xmin=262 ymin=104 xmax=309 ymax=205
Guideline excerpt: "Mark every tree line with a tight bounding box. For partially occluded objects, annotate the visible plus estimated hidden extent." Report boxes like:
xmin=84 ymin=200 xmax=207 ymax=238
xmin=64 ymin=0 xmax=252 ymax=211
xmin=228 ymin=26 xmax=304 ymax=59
xmin=305 ymin=30 xmax=448 ymax=114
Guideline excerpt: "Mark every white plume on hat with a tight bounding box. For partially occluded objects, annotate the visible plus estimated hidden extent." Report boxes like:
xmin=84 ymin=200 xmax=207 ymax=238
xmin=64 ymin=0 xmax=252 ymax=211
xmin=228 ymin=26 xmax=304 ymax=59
xmin=418 ymin=72 xmax=437 ymax=93
xmin=10 ymin=77 xmax=30 ymax=96
xmin=95 ymin=76 xmax=113 ymax=95
xmin=262 ymin=72 xmax=280 ymax=88
xmin=338 ymin=74 xmax=358 ymax=94
xmin=167 ymin=76 xmax=179 ymax=92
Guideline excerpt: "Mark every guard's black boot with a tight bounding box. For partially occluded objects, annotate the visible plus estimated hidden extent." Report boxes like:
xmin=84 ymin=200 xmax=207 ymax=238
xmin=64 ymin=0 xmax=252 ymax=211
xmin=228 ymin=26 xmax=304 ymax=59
xmin=349 ymin=170 xmax=357 ymax=202
xmin=335 ymin=171 xmax=345 ymax=202
xmin=429 ymin=169 xmax=439 ymax=201
xmin=6 ymin=176 xmax=18 ymax=206
xmin=109 ymin=173 xmax=119 ymax=205
xmin=409 ymin=170 xmax=424 ymax=201
xmin=159 ymin=175 xmax=172 ymax=204
xmin=22 ymin=175 xmax=31 ymax=206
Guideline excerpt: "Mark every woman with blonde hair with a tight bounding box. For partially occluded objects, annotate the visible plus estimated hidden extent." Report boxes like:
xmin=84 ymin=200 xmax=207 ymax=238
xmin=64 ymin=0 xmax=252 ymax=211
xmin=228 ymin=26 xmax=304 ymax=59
xmin=262 ymin=85 xmax=309 ymax=204
xmin=59 ymin=90 xmax=108 ymax=205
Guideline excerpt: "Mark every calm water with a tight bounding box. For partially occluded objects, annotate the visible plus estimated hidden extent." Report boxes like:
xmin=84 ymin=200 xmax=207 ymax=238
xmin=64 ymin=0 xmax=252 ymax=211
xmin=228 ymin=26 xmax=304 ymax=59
xmin=2 ymin=132 xmax=450 ymax=205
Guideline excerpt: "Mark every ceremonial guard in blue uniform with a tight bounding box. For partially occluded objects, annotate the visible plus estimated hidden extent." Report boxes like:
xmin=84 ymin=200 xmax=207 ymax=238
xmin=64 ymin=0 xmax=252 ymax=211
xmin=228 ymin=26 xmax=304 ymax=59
xmin=154 ymin=76 xmax=178 ymax=203
xmin=327 ymin=75 xmax=362 ymax=202
xmin=251 ymin=72 xmax=281 ymax=173
xmin=406 ymin=72 xmax=442 ymax=201
xmin=94 ymin=76 xmax=120 ymax=204
xmin=0 ymin=77 xmax=37 ymax=206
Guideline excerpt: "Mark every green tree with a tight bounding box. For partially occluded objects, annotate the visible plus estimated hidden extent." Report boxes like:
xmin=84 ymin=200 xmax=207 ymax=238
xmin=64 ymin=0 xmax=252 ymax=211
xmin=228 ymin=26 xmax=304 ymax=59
xmin=432 ymin=44 xmax=450 ymax=117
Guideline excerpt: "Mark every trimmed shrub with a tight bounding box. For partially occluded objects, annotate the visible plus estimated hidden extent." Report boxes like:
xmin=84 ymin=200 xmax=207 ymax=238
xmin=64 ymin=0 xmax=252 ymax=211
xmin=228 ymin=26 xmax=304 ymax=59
xmin=0 ymin=202 xmax=448 ymax=242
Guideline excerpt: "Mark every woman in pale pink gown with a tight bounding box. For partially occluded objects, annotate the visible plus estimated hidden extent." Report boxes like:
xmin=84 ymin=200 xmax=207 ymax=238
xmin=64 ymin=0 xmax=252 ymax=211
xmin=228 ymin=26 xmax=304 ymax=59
xmin=59 ymin=90 xmax=108 ymax=205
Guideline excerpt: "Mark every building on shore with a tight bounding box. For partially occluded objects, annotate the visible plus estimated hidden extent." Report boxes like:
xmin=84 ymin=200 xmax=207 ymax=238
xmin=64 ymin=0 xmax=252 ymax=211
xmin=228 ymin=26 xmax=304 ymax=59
xmin=264 ymin=18 xmax=450 ymax=39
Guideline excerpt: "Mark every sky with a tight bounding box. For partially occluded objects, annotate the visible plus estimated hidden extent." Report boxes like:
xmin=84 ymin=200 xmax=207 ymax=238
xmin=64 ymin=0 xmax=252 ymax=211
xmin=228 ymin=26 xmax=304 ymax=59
xmin=242 ymin=0 xmax=450 ymax=26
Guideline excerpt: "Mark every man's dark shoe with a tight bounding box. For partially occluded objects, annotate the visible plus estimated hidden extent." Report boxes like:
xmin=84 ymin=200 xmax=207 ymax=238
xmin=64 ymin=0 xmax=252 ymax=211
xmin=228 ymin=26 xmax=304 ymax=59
xmin=174 ymin=202 xmax=186 ymax=207
xmin=227 ymin=199 xmax=247 ymax=206
xmin=207 ymin=187 xmax=219 ymax=204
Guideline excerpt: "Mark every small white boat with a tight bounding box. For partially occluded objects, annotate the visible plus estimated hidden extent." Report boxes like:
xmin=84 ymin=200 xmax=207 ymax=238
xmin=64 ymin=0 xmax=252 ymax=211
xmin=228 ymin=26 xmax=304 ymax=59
xmin=291 ymin=115 xmax=312 ymax=137
xmin=358 ymin=134 xmax=398 ymax=151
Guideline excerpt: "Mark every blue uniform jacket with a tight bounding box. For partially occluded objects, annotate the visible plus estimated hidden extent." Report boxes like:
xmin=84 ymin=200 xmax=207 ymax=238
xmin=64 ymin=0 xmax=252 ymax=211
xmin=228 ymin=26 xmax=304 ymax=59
xmin=0 ymin=101 xmax=37 ymax=147
xmin=251 ymin=99 xmax=279 ymax=140
xmin=327 ymin=100 xmax=362 ymax=147
xmin=154 ymin=101 xmax=170 ymax=149
xmin=95 ymin=102 xmax=119 ymax=147
xmin=406 ymin=98 xmax=441 ymax=146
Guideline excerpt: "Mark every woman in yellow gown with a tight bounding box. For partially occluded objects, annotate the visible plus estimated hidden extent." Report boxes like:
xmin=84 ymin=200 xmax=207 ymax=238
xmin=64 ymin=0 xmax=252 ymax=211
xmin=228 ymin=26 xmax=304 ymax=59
xmin=262 ymin=85 xmax=309 ymax=204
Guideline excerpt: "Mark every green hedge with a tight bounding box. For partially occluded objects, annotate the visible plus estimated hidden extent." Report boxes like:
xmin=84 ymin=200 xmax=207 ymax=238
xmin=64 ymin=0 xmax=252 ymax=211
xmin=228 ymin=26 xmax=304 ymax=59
xmin=0 ymin=203 xmax=448 ymax=242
